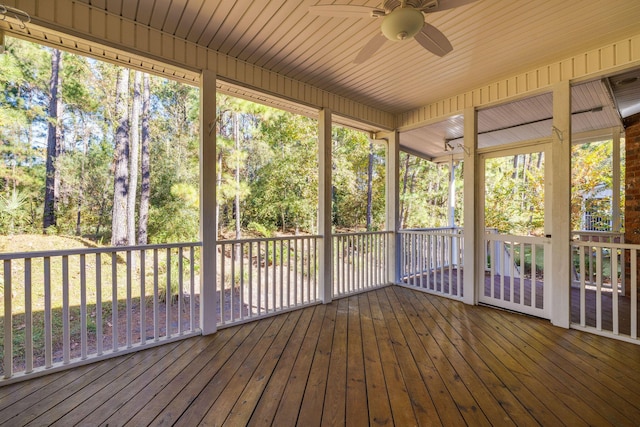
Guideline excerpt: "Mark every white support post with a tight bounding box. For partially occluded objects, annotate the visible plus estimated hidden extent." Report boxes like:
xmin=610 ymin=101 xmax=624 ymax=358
xmin=550 ymin=80 xmax=572 ymax=328
xmin=318 ymin=108 xmax=333 ymax=304
xmin=463 ymin=107 xmax=478 ymax=305
xmin=199 ymin=69 xmax=218 ymax=334
xmin=448 ymin=158 xmax=456 ymax=228
xmin=385 ymin=130 xmax=400 ymax=284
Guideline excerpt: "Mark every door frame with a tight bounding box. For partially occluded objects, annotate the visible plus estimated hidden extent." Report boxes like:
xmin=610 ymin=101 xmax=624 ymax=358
xmin=478 ymin=141 xmax=552 ymax=319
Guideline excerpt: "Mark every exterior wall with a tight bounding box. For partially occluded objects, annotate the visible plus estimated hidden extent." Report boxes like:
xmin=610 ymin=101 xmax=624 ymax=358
xmin=625 ymin=112 xmax=640 ymax=243
xmin=624 ymin=112 xmax=640 ymax=295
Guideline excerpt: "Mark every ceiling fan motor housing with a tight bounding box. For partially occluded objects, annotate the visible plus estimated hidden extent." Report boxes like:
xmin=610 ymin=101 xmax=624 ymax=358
xmin=381 ymin=7 xmax=424 ymax=41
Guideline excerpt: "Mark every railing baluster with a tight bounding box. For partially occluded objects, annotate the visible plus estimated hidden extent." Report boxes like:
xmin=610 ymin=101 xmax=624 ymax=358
xmin=25 ymin=258 xmax=33 ymax=373
xmin=257 ymin=241 xmax=262 ymax=316
xmin=612 ymin=245 xmax=619 ymax=335
xmin=141 ymin=250 xmax=146 ymax=344
xmin=126 ymin=251 xmax=132 ymax=348
xmin=579 ymin=245 xmax=585 ymax=327
xmin=273 ymin=240 xmax=277 ymax=311
xmin=230 ymin=243 xmax=236 ymax=321
xmin=44 ymin=257 xmax=52 ymax=368
xmin=63 ymin=255 xmax=70 ymax=364
xmin=178 ymin=248 xmax=184 ymax=334
xmin=631 ymin=249 xmax=637 ymax=339
xmin=596 ymin=247 xmax=602 ymax=331
xmin=96 ymin=254 xmax=103 ymax=355
xmin=220 ymin=243 xmax=226 ymax=323
xmin=153 ymin=249 xmax=159 ymax=341
xmin=531 ymin=243 xmax=538 ymax=309
xmin=3 ymin=260 xmax=12 ymax=379
xmin=249 ymin=242 xmax=254 ymax=318
xmin=80 ymin=254 xmax=87 ymax=360
xmin=240 ymin=243 xmax=245 ymax=321
xmin=166 ymin=248 xmax=171 ymax=337
xmin=111 ymin=252 xmax=118 ymax=352
xmin=190 ymin=246 xmax=195 ymax=329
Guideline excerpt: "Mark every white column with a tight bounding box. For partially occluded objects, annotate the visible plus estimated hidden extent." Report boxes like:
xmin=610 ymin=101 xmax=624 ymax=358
xmin=318 ymin=108 xmax=333 ymax=303
xmin=463 ymin=107 xmax=478 ymax=305
xmin=385 ymin=130 xmax=400 ymax=284
xmin=550 ymin=80 xmax=572 ymax=328
xmin=199 ymin=70 xmax=217 ymax=334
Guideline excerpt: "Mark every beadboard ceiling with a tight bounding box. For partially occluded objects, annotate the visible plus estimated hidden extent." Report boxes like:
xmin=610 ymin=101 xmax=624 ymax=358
xmin=73 ymin=0 xmax=640 ymax=116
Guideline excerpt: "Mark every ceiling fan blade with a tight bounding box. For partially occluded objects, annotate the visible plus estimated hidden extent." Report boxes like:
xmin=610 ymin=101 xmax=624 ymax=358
xmin=420 ymin=0 xmax=478 ymax=13
xmin=354 ymin=33 xmax=387 ymax=64
xmin=414 ymin=23 xmax=453 ymax=57
xmin=308 ymin=5 xmax=383 ymax=18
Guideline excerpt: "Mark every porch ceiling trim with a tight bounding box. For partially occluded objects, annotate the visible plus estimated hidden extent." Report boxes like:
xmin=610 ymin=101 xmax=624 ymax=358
xmin=0 ymin=0 xmax=395 ymax=131
xmin=398 ymin=33 xmax=640 ymax=131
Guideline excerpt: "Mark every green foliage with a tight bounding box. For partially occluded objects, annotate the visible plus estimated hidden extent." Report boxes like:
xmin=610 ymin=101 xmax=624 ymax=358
xmin=245 ymin=111 xmax=319 ymax=233
xmin=399 ymin=154 xmax=461 ymax=228
xmin=247 ymin=221 xmax=275 ymax=238
xmin=332 ymin=127 xmax=386 ymax=231
xmin=0 ymin=189 xmax=28 ymax=233
xmin=484 ymin=153 xmax=545 ymax=235
xmin=571 ymin=140 xmax=623 ymax=231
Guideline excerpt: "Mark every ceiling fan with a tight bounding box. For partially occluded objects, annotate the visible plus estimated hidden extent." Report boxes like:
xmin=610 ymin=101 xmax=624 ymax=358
xmin=309 ymin=0 xmax=477 ymax=64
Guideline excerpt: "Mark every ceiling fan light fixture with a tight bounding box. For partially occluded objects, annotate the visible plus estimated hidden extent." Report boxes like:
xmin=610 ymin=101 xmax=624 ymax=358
xmin=381 ymin=7 xmax=424 ymax=41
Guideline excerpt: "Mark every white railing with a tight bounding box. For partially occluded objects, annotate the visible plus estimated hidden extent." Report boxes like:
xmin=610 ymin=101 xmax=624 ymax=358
xmin=482 ymin=233 xmax=549 ymax=316
xmin=571 ymin=231 xmax=625 ymax=293
xmin=398 ymin=228 xmax=464 ymax=300
xmin=332 ymin=231 xmax=391 ymax=298
xmin=216 ymin=235 xmax=321 ymax=325
xmin=571 ymin=239 xmax=638 ymax=343
xmin=0 ymin=242 xmax=201 ymax=382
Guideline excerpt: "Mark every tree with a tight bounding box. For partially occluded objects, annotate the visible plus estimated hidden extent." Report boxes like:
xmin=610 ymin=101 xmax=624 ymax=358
xmin=111 ymin=68 xmax=129 ymax=246
xmin=138 ymin=74 xmax=151 ymax=244
xmin=128 ymin=71 xmax=142 ymax=245
xmin=43 ymin=48 xmax=63 ymax=230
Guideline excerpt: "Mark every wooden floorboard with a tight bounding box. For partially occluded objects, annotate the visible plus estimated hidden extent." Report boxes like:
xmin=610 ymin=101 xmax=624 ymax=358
xmin=2 ymin=286 xmax=640 ymax=426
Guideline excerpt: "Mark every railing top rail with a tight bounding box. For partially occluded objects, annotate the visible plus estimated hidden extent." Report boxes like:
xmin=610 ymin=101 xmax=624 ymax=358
xmin=0 ymin=241 xmax=202 ymax=260
xmin=217 ymin=235 xmax=322 ymax=245
xmin=399 ymin=227 xmax=461 ymax=233
xmin=333 ymin=231 xmax=393 ymax=237
xmin=572 ymin=240 xmax=640 ymax=250
xmin=484 ymin=234 xmax=550 ymax=244
xmin=571 ymin=230 xmax=624 ymax=237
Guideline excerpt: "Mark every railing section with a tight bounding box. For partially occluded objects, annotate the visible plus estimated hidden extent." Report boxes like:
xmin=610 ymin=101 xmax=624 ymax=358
xmin=571 ymin=231 xmax=625 ymax=294
xmin=482 ymin=233 xmax=549 ymax=317
xmin=0 ymin=242 xmax=201 ymax=381
xmin=216 ymin=235 xmax=320 ymax=325
xmin=332 ymin=231 xmax=391 ymax=298
xmin=571 ymin=238 xmax=639 ymax=343
xmin=398 ymin=228 xmax=464 ymax=300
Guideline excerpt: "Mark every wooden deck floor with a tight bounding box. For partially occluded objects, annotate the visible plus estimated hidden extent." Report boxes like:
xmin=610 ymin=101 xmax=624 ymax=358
xmin=1 ymin=286 xmax=640 ymax=426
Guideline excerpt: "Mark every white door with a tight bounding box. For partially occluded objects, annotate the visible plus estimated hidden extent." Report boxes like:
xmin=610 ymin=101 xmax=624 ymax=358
xmin=479 ymin=144 xmax=552 ymax=319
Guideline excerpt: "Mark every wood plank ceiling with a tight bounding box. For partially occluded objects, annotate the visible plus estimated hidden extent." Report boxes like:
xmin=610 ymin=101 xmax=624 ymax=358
xmin=63 ymin=0 xmax=640 ymax=158
xmin=73 ymin=0 xmax=640 ymax=116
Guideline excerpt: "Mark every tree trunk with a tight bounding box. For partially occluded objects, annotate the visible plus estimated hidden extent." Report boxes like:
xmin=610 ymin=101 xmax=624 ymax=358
xmin=138 ymin=74 xmax=151 ymax=245
xmin=366 ymin=141 xmax=374 ymax=231
xmin=399 ymin=153 xmax=411 ymax=229
xmin=128 ymin=71 xmax=142 ymax=246
xmin=234 ymin=112 xmax=242 ymax=240
xmin=76 ymin=133 xmax=87 ymax=236
xmin=43 ymin=49 xmax=63 ymax=231
xmin=111 ymin=68 xmax=130 ymax=246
